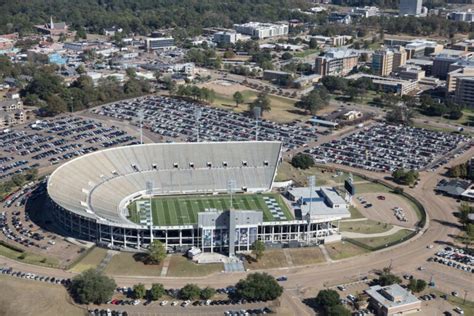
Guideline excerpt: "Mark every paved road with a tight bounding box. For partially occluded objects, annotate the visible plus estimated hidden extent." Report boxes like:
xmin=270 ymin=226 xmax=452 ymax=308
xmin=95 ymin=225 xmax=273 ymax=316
xmin=0 ymin=147 xmax=473 ymax=314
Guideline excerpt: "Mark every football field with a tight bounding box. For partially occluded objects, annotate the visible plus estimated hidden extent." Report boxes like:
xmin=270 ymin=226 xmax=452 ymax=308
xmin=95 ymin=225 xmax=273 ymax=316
xmin=127 ymin=193 xmax=293 ymax=226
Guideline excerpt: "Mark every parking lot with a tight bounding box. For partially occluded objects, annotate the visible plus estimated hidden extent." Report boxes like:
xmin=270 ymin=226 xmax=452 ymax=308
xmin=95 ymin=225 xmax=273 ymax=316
xmin=307 ymin=123 xmax=470 ymax=172
xmin=429 ymin=246 xmax=473 ymax=274
xmin=92 ymin=95 xmax=318 ymax=150
xmin=0 ymin=115 xmax=139 ymax=180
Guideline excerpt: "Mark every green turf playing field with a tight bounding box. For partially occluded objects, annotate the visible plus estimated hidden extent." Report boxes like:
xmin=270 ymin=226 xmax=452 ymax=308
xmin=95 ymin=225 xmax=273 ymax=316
xmin=127 ymin=193 xmax=293 ymax=226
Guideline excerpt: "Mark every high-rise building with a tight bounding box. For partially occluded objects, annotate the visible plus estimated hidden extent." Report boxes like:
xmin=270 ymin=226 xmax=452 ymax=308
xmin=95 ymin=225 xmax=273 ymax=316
xmin=372 ymin=50 xmax=394 ymax=76
xmin=314 ymin=50 xmax=359 ymax=77
xmin=454 ymin=76 xmax=474 ymax=108
xmin=399 ymin=0 xmax=422 ymax=16
xmin=393 ymin=47 xmax=408 ymax=70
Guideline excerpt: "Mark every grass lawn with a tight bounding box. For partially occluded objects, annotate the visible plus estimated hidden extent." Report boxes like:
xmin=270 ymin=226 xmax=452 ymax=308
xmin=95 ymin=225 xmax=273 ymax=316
xmin=340 ymin=219 xmax=393 ymax=234
xmin=69 ymin=247 xmax=108 ymax=273
xmin=166 ymin=255 xmax=223 ymax=277
xmin=0 ymin=275 xmax=85 ymax=316
xmin=129 ymin=193 xmax=293 ymax=226
xmin=210 ymin=89 xmax=306 ymax=123
xmin=352 ymin=182 xmax=392 ymax=194
xmin=0 ymin=244 xmax=59 ymax=268
xmin=325 ymin=241 xmax=368 ymax=261
xmin=275 ymin=161 xmax=365 ymax=186
xmin=351 ymin=229 xmax=413 ymax=249
xmin=104 ymin=252 xmax=164 ymax=276
xmin=432 ymin=290 xmax=474 ymax=316
xmin=244 ymin=249 xmax=289 ymax=270
xmin=287 ymin=247 xmax=325 ymax=266
xmin=294 ymin=48 xmax=319 ymax=58
xmin=348 ymin=206 xmax=365 ymax=219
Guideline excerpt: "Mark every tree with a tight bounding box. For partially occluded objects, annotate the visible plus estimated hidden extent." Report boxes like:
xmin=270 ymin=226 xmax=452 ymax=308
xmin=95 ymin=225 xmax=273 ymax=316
xmin=281 ymin=52 xmax=293 ymax=60
xmin=133 ymin=283 xmax=146 ymax=299
xmin=233 ymin=91 xmax=244 ymax=107
xmin=126 ymin=68 xmax=137 ymax=79
xmin=328 ymin=304 xmax=351 ymax=316
xmin=200 ymin=287 xmax=216 ymax=300
xmin=378 ymin=273 xmax=401 ymax=286
xmin=249 ymin=93 xmax=271 ymax=114
xmin=43 ymin=94 xmax=68 ymax=115
xmin=148 ymin=283 xmax=165 ymax=301
xmin=315 ymin=289 xmax=341 ymax=311
xmin=385 ymin=106 xmax=414 ymax=125
xmin=147 ymin=240 xmax=167 ymax=264
xmin=309 ymin=38 xmax=318 ymax=49
xmin=407 ymin=279 xmax=427 ymax=293
xmin=179 ymin=284 xmax=202 ymax=300
xmin=70 ymin=269 xmax=116 ymax=304
xmin=296 ymin=88 xmax=330 ymax=114
xmin=392 ymin=169 xmax=418 ymax=186
xmin=235 ymin=273 xmax=283 ymax=301
xmin=251 ymin=240 xmax=265 ymax=261
xmin=291 ymin=153 xmax=314 ymax=170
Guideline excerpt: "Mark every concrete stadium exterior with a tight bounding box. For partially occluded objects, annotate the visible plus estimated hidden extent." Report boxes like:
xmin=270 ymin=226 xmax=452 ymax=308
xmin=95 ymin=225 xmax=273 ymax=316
xmin=48 ymin=141 xmax=345 ymax=253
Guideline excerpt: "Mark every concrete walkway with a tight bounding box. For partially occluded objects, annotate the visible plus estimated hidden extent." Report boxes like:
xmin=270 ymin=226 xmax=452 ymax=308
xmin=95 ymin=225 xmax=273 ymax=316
xmin=97 ymin=250 xmax=118 ymax=272
xmin=341 ymin=225 xmax=412 ymax=239
xmin=160 ymin=255 xmax=171 ymax=277
xmin=319 ymin=245 xmax=334 ymax=263
xmin=341 ymin=218 xmax=368 ymax=222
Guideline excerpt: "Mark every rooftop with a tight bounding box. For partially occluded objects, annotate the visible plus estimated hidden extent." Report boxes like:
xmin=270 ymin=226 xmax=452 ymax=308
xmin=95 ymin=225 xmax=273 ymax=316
xmin=365 ymin=284 xmax=420 ymax=309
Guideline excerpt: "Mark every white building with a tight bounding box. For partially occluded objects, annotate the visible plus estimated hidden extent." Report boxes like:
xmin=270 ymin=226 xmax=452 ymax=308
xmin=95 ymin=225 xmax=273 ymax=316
xmin=352 ymin=6 xmax=380 ymax=18
xmin=145 ymin=37 xmax=175 ymax=51
xmin=450 ymin=10 xmax=474 ymax=23
xmin=233 ymin=22 xmax=288 ymax=39
xmin=213 ymin=31 xmax=239 ymax=45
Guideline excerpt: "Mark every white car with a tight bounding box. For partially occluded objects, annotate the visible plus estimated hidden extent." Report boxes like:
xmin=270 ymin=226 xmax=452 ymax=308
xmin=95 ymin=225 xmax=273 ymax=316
xmin=454 ymin=307 xmax=464 ymax=314
xmin=132 ymin=300 xmax=140 ymax=305
xmin=160 ymin=300 xmax=168 ymax=306
xmin=171 ymin=301 xmax=178 ymax=306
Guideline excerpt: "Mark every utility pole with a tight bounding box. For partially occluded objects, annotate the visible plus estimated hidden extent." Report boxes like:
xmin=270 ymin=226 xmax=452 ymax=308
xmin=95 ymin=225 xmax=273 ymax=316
xmin=253 ymin=106 xmax=261 ymax=141
xmin=194 ymin=108 xmax=202 ymax=142
xmin=138 ymin=109 xmax=144 ymax=144
xmin=463 ymin=290 xmax=468 ymax=305
xmin=146 ymin=181 xmax=153 ymax=244
xmin=307 ymin=175 xmax=315 ymax=245
xmin=228 ymin=179 xmax=236 ymax=209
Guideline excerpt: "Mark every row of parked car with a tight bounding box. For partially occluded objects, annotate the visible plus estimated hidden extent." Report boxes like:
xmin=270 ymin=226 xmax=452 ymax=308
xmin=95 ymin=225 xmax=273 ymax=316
xmin=0 ymin=266 xmax=71 ymax=286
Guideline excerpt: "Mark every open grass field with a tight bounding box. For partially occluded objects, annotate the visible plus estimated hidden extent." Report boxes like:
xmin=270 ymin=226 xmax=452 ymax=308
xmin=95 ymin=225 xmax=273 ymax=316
xmin=244 ymin=249 xmax=289 ymax=270
xmin=0 ymin=275 xmax=86 ymax=316
xmin=0 ymin=244 xmax=59 ymax=268
xmin=199 ymin=81 xmax=306 ymax=123
xmin=166 ymin=255 xmax=223 ymax=277
xmin=128 ymin=193 xmax=293 ymax=226
xmin=340 ymin=219 xmax=393 ymax=234
xmin=104 ymin=252 xmax=164 ymax=276
xmin=287 ymin=247 xmax=325 ymax=266
xmin=69 ymin=247 xmax=108 ymax=273
xmin=351 ymin=229 xmax=413 ymax=249
xmin=244 ymin=247 xmax=325 ymax=269
xmin=325 ymin=241 xmax=369 ymax=261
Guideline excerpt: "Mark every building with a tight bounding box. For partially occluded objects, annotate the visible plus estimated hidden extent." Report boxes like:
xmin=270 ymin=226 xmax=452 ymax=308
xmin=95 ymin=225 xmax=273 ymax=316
xmin=263 ymin=70 xmax=292 ymax=83
xmin=314 ymin=49 xmax=359 ymax=77
xmin=0 ymin=99 xmax=25 ymax=128
xmin=213 ymin=31 xmax=239 ymax=45
xmin=48 ymin=142 xmax=348 ymax=252
xmin=452 ymin=39 xmax=474 ymax=52
xmin=103 ymin=26 xmax=123 ymax=37
xmin=398 ymin=65 xmax=425 ymax=81
xmin=329 ymin=13 xmax=352 ymax=24
xmin=454 ymin=76 xmax=474 ymax=108
xmin=399 ymin=0 xmax=422 ymax=16
xmin=145 ymin=37 xmax=175 ymax=51
xmin=432 ymin=52 xmax=474 ymax=79
xmin=435 ymin=179 xmax=472 ymax=198
xmin=385 ymin=39 xmax=443 ymax=59
xmin=343 ymin=110 xmax=363 ymax=120
xmin=35 ymin=16 xmax=70 ymax=36
xmin=372 ymin=49 xmax=394 ymax=76
xmin=233 ymin=22 xmax=288 ymax=39
xmin=351 ymin=6 xmax=380 ymax=18
xmin=347 ymin=73 xmax=417 ymax=95
xmin=446 ymin=66 xmax=474 ymax=92
xmin=393 ymin=47 xmax=408 ymax=69
xmin=309 ymin=35 xmax=352 ymax=47
xmin=365 ymin=284 xmax=422 ymax=316
xmin=449 ymin=9 xmax=474 ymax=22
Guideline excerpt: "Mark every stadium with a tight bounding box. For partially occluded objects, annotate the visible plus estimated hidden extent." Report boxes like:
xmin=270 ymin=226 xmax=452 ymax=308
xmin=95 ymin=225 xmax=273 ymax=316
xmin=47 ymin=141 xmax=349 ymax=254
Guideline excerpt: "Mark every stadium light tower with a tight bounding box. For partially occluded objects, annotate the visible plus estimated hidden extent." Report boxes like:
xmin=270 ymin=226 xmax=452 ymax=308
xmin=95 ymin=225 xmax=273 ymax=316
xmin=146 ymin=180 xmax=154 ymax=243
xmin=227 ymin=179 xmax=236 ymax=209
xmin=195 ymin=108 xmax=202 ymax=142
xmin=253 ymin=106 xmax=261 ymax=141
xmin=307 ymin=175 xmax=315 ymax=244
xmin=138 ymin=109 xmax=145 ymax=145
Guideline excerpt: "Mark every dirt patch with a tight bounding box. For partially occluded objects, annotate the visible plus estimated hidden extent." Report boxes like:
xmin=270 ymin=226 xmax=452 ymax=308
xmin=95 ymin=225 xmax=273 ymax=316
xmin=353 ymin=192 xmax=418 ymax=229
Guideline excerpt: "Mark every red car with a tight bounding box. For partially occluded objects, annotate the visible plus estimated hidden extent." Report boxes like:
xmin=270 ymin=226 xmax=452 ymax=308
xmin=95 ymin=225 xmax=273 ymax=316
xmin=377 ymin=195 xmax=386 ymax=200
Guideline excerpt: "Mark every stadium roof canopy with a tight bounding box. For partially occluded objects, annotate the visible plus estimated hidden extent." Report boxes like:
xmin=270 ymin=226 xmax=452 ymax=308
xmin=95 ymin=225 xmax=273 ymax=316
xmin=48 ymin=141 xmax=282 ymax=228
